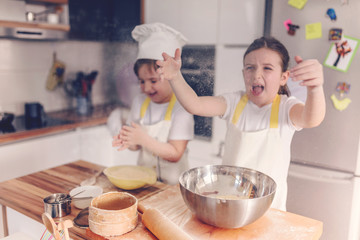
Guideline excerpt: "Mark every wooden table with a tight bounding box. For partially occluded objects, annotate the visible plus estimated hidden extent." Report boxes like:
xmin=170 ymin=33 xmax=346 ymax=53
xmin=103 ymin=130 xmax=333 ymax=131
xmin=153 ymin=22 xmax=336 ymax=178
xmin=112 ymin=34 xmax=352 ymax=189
xmin=0 ymin=160 xmax=168 ymax=239
xmin=0 ymin=160 xmax=323 ymax=239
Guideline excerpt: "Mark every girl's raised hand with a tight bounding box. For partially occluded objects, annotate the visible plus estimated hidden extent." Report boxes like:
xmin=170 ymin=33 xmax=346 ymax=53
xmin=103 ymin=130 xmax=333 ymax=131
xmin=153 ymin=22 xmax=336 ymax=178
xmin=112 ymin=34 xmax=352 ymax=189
xmin=290 ymin=56 xmax=324 ymax=92
xmin=156 ymin=48 xmax=182 ymax=82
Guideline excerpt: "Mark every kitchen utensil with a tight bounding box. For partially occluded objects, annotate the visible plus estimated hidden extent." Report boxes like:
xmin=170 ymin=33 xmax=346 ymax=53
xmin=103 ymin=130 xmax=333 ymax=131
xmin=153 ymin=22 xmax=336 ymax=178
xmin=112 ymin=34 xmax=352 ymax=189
xmin=80 ymin=170 xmax=102 ymax=186
xmin=0 ymin=112 xmax=14 ymax=126
xmin=73 ymin=207 xmax=89 ymax=228
xmin=103 ymin=165 xmax=157 ymax=190
xmin=42 ymin=212 xmax=73 ymax=240
xmin=43 ymin=193 xmax=71 ymax=218
xmin=89 ymin=192 xmax=138 ymax=237
xmin=69 ymin=185 xmax=103 ymax=209
xmin=179 ymin=165 xmax=276 ymax=229
xmin=26 ymin=6 xmax=63 ymax=22
xmin=25 ymin=102 xmax=46 ymax=129
xmin=46 ymin=52 xmax=65 ymax=91
xmin=142 ymin=208 xmax=193 ymax=240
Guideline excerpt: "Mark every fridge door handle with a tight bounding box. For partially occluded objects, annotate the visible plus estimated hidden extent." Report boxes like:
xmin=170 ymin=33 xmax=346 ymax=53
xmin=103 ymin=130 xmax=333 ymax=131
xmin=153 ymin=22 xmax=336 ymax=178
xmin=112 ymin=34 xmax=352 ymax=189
xmin=288 ymin=168 xmax=353 ymax=184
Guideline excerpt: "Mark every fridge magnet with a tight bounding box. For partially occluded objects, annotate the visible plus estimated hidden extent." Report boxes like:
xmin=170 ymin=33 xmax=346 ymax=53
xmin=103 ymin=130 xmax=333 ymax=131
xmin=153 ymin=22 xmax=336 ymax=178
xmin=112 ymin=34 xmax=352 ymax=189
xmin=284 ymin=19 xmax=292 ymax=31
xmin=331 ymin=94 xmax=351 ymax=111
xmin=326 ymin=8 xmax=337 ymax=21
xmin=305 ymin=22 xmax=322 ymax=40
xmin=288 ymin=24 xmax=300 ymax=36
xmin=324 ymin=35 xmax=360 ymax=73
xmin=288 ymin=0 xmax=308 ymax=10
xmin=336 ymin=82 xmax=350 ymax=97
xmin=283 ymin=19 xmax=300 ymax=36
xmin=331 ymin=82 xmax=351 ymax=111
xmin=329 ymin=28 xmax=342 ymax=42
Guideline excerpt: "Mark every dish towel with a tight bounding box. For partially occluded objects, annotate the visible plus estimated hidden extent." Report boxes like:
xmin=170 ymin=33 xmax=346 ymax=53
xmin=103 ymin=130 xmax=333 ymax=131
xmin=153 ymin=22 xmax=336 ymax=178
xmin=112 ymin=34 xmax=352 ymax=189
xmin=40 ymin=229 xmax=64 ymax=240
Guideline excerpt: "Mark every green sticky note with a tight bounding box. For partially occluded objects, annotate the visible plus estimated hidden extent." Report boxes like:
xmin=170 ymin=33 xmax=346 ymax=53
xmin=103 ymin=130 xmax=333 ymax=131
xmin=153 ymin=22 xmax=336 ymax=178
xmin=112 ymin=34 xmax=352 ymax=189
xmin=306 ymin=22 xmax=322 ymax=40
xmin=288 ymin=0 xmax=308 ymax=10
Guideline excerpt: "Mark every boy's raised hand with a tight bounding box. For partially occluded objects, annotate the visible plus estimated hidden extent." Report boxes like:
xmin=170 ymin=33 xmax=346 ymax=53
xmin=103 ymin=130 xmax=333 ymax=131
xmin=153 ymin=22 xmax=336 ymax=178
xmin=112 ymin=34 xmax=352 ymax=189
xmin=290 ymin=56 xmax=324 ymax=92
xmin=112 ymin=122 xmax=146 ymax=151
xmin=156 ymin=48 xmax=182 ymax=82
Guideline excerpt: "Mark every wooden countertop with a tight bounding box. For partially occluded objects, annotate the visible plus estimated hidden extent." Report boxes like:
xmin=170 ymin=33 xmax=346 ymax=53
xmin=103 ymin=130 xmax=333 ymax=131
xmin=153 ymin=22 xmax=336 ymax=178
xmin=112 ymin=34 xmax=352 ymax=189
xmin=0 ymin=160 xmax=169 ymax=239
xmin=0 ymin=160 xmax=323 ymax=240
xmin=0 ymin=103 xmax=119 ymax=144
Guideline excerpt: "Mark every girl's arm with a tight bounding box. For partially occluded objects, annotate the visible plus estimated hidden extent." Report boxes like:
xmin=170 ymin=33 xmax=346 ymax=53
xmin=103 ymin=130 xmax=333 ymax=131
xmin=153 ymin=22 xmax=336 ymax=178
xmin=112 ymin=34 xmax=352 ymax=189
xmin=289 ymin=56 xmax=326 ymax=128
xmin=156 ymin=48 xmax=227 ymax=117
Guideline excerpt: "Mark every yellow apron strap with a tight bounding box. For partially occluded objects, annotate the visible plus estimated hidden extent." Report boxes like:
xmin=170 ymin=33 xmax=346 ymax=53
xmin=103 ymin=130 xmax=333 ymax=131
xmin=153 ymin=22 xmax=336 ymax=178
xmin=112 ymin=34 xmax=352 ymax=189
xmin=231 ymin=94 xmax=248 ymax=125
xmin=231 ymin=94 xmax=280 ymax=128
xmin=270 ymin=94 xmax=280 ymax=128
xmin=164 ymin=94 xmax=176 ymax=121
xmin=140 ymin=97 xmax=151 ymax=119
xmin=140 ymin=94 xmax=176 ymax=120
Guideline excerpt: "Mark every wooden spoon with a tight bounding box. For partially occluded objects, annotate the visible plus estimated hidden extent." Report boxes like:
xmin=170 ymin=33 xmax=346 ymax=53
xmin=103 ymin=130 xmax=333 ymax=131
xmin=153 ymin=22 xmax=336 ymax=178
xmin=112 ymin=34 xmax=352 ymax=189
xmin=41 ymin=213 xmax=62 ymax=240
xmin=58 ymin=219 xmax=74 ymax=240
xmin=42 ymin=212 xmax=74 ymax=240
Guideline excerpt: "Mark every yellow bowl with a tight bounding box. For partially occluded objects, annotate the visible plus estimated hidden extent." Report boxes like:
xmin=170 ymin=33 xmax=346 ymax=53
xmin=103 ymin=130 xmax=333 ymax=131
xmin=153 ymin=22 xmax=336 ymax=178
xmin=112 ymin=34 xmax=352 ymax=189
xmin=103 ymin=165 xmax=157 ymax=190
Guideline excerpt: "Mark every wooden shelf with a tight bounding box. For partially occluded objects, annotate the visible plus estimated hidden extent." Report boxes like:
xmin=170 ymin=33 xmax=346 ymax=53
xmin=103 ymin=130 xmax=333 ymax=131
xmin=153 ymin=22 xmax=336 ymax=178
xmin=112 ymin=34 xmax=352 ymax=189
xmin=0 ymin=20 xmax=70 ymax=31
xmin=27 ymin=0 xmax=68 ymax=4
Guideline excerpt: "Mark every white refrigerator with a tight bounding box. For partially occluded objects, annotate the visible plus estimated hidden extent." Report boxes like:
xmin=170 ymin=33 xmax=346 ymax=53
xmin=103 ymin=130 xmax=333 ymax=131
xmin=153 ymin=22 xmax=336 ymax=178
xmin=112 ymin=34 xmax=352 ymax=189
xmin=270 ymin=1 xmax=360 ymax=239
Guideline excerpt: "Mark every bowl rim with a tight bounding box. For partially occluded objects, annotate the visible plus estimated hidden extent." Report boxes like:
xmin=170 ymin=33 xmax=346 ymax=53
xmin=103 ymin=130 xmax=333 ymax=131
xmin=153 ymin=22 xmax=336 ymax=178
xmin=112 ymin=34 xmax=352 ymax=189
xmin=70 ymin=185 xmax=103 ymax=195
xmin=178 ymin=164 xmax=277 ymax=200
xmin=103 ymin=165 xmax=157 ymax=190
xmin=90 ymin=191 xmax=138 ymax=212
xmin=103 ymin=165 xmax=156 ymax=181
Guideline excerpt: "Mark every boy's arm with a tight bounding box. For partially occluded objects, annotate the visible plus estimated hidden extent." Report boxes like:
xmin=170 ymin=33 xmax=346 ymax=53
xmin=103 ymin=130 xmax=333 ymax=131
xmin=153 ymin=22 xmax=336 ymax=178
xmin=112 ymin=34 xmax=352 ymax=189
xmin=118 ymin=122 xmax=188 ymax=162
xmin=290 ymin=56 xmax=326 ymax=128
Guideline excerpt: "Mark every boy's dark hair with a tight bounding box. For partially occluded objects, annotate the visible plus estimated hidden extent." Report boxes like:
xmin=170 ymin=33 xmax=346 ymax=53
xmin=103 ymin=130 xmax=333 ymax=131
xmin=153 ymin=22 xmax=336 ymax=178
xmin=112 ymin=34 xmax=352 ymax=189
xmin=133 ymin=59 xmax=158 ymax=77
xmin=244 ymin=37 xmax=291 ymax=96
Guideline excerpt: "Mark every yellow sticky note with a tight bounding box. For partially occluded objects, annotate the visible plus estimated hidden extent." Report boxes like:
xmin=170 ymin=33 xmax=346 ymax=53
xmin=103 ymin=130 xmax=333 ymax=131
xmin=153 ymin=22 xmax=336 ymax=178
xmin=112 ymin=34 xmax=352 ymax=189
xmin=305 ymin=22 xmax=322 ymax=40
xmin=288 ymin=0 xmax=308 ymax=10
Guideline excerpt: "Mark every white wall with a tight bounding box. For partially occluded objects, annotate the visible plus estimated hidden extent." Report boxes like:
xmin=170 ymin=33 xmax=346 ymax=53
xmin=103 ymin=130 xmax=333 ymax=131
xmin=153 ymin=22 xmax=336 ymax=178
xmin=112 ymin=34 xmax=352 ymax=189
xmin=0 ymin=39 xmax=138 ymax=116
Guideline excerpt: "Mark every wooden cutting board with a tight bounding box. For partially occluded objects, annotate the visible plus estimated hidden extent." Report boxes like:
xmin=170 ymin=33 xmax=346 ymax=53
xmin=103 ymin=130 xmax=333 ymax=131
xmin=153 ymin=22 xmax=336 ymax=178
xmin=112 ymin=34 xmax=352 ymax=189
xmin=85 ymin=185 xmax=322 ymax=240
xmin=138 ymin=185 xmax=323 ymax=240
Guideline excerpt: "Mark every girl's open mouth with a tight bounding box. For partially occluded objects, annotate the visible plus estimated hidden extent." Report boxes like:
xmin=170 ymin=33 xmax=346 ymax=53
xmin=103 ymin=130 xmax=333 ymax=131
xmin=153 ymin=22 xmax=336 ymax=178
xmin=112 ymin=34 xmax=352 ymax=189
xmin=251 ymin=85 xmax=264 ymax=96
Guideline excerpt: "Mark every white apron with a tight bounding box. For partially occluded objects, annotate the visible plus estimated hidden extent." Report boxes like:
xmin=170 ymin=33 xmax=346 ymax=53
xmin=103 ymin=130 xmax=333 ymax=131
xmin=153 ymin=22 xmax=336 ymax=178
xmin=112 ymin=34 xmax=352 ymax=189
xmin=137 ymin=94 xmax=189 ymax=185
xmin=223 ymin=94 xmax=288 ymax=210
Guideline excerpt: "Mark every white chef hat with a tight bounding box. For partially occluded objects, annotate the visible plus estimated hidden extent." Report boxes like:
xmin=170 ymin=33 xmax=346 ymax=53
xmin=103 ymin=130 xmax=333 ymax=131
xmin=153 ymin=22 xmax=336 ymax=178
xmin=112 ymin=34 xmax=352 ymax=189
xmin=132 ymin=22 xmax=188 ymax=60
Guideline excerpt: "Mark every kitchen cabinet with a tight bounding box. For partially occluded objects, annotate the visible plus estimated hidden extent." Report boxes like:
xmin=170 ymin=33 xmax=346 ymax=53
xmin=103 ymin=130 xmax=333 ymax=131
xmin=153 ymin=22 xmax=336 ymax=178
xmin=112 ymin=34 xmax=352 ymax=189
xmin=144 ymin=0 xmax=218 ymax=45
xmin=0 ymin=125 xmax=121 ymax=182
xmin=0 ymin=130 xmax=80 ymax=183
xmin=68 ymin=0 xmax=141 ymax=41
xmin=0 ymin=0 xmax=70 ymax=38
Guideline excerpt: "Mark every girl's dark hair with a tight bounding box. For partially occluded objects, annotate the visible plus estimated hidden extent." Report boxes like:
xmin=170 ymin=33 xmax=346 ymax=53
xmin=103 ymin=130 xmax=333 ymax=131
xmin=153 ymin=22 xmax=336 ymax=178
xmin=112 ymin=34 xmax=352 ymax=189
xmin=244 ymin=37 xmax=291 ymax=96
xmin=133 ymin=59 xmax=158 ymax=77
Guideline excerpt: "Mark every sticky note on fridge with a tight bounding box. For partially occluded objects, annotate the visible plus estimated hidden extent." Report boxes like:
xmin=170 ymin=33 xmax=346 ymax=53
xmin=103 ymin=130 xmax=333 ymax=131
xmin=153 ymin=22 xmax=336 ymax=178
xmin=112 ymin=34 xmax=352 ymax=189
xmin=288 ymin=0 xmax=308 ymax=10
xmin=305 ymin=22 xmax=322 ymax=40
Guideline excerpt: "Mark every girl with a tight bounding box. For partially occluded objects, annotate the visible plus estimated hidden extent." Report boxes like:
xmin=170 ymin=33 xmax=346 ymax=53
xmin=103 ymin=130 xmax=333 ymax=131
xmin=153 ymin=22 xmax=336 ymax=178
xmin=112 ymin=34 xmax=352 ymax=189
xmin=156 ymin=37 xmax=326 ymax=210
xmin=112 ymin=23 xmax=194 ymax=185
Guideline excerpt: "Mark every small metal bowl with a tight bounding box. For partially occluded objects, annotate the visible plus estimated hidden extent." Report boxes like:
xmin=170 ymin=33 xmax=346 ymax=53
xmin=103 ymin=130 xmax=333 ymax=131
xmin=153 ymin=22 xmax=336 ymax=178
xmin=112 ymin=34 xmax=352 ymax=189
xmin=179 ymin=165 xmax=276 ymax=228
xmin=43 ymin=193 xmax=71 ymax=218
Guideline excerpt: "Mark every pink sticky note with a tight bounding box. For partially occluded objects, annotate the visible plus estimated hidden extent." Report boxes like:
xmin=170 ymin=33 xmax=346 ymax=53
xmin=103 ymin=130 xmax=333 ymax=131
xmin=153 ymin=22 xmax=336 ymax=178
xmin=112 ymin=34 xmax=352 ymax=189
xmin=284 ymin=19 xmax=292 ymax=31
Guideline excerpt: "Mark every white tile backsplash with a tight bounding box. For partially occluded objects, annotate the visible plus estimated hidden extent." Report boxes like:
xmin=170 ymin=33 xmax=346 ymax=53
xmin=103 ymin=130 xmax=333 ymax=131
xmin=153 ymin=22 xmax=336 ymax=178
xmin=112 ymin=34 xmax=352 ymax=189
xmin=0 ymin=39 xmax=138 ymax=115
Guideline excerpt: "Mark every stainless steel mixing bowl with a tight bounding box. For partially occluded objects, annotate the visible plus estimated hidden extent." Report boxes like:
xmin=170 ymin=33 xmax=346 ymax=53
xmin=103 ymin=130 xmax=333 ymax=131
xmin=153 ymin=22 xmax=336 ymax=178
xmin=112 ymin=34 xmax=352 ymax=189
xmin=179 ymin=165 xmax=276 ymax=228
